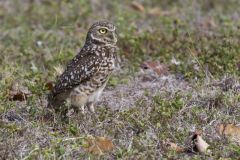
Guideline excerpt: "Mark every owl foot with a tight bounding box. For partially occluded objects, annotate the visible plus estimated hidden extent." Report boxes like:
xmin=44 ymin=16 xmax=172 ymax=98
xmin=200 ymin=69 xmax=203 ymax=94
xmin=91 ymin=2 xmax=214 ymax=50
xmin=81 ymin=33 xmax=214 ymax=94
xmin=80 ymin=104 xmax=95 ymax=114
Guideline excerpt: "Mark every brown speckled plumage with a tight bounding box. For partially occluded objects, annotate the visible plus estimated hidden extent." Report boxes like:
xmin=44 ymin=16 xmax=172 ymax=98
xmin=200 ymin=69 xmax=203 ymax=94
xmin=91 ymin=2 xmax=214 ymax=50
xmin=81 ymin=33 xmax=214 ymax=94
xmin=48 ymin=20 xmax=118 ymax=112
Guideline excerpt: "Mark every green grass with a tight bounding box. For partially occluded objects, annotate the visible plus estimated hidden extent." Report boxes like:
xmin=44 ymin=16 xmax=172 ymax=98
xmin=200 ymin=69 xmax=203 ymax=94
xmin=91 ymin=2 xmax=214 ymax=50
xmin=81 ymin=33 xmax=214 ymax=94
xmin=0 ymin=0 xmax=240 ymax=159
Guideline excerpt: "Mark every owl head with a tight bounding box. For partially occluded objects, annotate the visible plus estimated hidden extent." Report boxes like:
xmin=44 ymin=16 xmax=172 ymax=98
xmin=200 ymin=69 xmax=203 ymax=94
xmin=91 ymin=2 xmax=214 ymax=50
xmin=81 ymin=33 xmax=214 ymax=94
xmin=86 ymin=20 xmax=118 ymax=45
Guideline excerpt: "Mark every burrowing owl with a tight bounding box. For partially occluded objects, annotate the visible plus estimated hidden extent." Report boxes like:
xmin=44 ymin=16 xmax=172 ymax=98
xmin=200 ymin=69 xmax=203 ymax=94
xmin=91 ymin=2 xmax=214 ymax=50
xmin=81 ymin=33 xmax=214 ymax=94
xmin=48 ymin=20 xmax=118 ymax=113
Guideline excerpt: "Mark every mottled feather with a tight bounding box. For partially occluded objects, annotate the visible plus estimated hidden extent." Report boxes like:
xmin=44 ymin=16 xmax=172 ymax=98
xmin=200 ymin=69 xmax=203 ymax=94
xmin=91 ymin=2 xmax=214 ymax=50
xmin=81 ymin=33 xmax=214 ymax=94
xmin=48 ymin=20 xmax=118 ymax=112
xmin=53 ymin=49 xmax=100 ymax=95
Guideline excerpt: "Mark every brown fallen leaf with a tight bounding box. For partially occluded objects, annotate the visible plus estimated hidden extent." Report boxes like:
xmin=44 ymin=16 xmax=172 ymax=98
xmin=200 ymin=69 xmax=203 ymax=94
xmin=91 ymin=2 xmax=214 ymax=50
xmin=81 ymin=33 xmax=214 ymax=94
xmin=45 ymin=81 xmax=54 ymax=91
xmin=9 ymin=91 xmax=27 ymax=101
xmin=131 ymin=1 xmax=145 ymax=12
xmin=140 ymin=60 xmax=169 ymax=76
xmin=218 ymin=123 xmax=240 ymax=145
xmin=8 ymin=83 xmax=31 ymax=101
xmin=192 ymin=131 xmax=210 ymax=154
xmin=84 ymin=136 xmax=114 ymax=155
xmin=167 ymin=142 xmax=185 ymax=153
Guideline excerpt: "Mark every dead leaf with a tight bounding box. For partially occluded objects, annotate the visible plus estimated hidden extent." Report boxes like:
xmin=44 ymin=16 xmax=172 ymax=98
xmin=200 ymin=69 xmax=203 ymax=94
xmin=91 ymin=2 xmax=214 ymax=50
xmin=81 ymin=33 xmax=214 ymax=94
xmin=45 ymin=81 xmax=54 ymax=91
xmin=192 ymin=131 xmax=210 ymax=154
xmin=8 ymin=83 xmax=31 ymax=101
xmin=140 ymin=60 xmax=169 ymax=76
xmin=218 ymin=123 xmax=240 ymax=145
xmin=84 ymin=136 xmax=114 ymax=155
xmin=131 ymin=1 xmax=145 ymax=12
xmin=167 ymin=142 xmax=185 ymax=153
xmin=9 ymin=91 xmax=27 ymax=101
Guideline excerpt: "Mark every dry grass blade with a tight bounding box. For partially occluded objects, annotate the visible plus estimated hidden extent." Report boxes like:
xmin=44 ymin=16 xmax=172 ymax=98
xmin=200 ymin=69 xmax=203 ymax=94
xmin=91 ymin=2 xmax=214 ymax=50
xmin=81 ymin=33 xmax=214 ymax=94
xmin=54 ymin=65 xmax=64 ymax=75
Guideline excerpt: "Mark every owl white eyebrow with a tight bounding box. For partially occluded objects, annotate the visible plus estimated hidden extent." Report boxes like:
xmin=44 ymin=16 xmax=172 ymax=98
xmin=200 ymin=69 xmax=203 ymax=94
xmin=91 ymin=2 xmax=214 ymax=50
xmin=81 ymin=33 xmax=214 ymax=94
xmin=98 ymin=26 xmax=115 ymax=31
xmin=105 ymin=43 xmax=118 ymax=48
xmin=90 ymin=33 xmax=106 ymax=43
xmin=109 ymin=26 xmax=116 ymax=31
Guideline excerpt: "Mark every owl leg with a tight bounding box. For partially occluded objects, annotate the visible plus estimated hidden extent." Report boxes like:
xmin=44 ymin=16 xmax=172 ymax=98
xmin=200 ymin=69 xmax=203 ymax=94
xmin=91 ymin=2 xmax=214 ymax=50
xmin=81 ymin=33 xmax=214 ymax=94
xmin=70 ymin=93 xmax=88 ymax=114
xmin=88 ymin=103 xmax=95 ymax=113
xmin=86 ymin=101 xmax=95 ymax=113
xmin=81 ymin=105 xmax=86 ymax=113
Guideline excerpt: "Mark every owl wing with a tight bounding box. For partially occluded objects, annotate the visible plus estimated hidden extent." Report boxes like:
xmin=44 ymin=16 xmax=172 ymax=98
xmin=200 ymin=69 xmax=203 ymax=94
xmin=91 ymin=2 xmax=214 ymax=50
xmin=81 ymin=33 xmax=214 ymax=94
xmin=51 ymin=52 xmax=101 ymax=97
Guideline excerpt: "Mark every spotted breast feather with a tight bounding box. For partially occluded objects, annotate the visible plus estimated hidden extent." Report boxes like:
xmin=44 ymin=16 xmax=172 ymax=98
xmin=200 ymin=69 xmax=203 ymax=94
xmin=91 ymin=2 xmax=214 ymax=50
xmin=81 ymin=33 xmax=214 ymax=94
xmin=48 ymin=51 xmax=102 ymax=108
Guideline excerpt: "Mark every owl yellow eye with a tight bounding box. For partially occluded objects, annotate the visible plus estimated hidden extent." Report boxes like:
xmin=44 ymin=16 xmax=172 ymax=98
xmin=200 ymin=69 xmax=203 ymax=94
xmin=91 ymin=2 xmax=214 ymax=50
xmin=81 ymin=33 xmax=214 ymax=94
xmin=99 ymin=28 xmax=107 ymax=34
